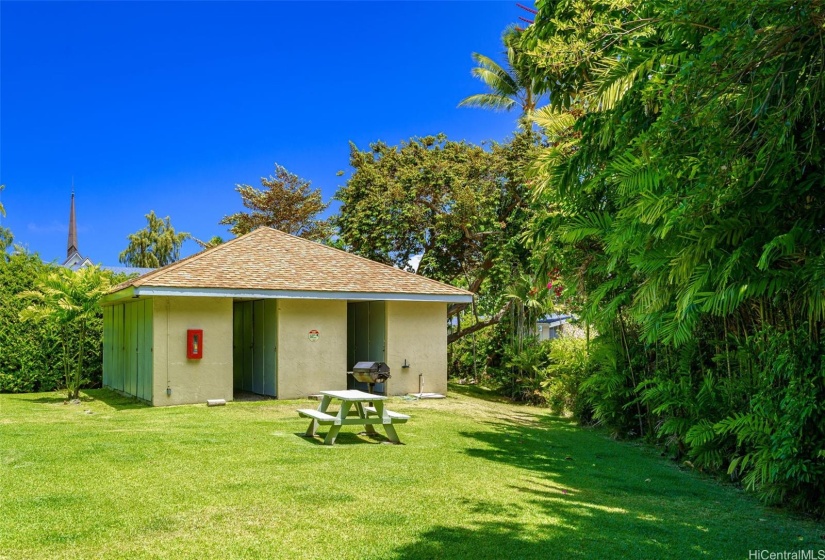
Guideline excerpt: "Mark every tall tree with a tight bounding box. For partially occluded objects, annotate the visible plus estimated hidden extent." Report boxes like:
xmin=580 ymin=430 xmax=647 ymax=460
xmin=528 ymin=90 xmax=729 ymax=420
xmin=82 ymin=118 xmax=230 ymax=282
xmin=335 ymin=131 xmax=540 ymax=343
xmin=0 ymin=184 xmax=12 ymax=255
xmin=119 ymin=211 xmax=190 ymax=268
xmin=19 ymin=266 xmax=110 ymax=400
xmin=458 ymin=29 xmax=540 ymax=116
xmin=192 ymin=235 xmax=224 ymax=250
xmin=220 ymin=165 xmax=332 ymax=241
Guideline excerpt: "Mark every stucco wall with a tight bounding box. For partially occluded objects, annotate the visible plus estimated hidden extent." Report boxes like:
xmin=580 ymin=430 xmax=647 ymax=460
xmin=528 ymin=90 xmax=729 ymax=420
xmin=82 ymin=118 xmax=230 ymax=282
xmin=151 ymin=296 xmax=233 ymax=406
xmin=385 ymin=301 xmax=448 ymax=395
xmin=277 ymin=299 xmax=347 ymax=399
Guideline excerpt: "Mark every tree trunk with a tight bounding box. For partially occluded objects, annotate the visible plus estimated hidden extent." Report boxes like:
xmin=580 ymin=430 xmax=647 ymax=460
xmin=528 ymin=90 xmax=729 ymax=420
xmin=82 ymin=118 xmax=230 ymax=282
xmin=72 ymin=321 xmax=85 ymax=400
xmin=448 ymin=299 xmax=513 ymax=344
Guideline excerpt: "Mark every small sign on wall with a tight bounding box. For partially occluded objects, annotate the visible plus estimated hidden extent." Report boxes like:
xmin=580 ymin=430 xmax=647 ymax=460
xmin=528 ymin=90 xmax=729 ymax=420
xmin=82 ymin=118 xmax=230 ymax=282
xmin=308 ymin=329 xmax=319 ymax=342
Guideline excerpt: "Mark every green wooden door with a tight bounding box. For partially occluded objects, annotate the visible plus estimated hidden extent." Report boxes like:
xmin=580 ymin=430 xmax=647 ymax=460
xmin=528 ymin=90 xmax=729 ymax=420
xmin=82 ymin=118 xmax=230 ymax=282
xmin=232 ymin=302 xmax=244 ymax=390
xmin=113 ymin=304 xmax=124 ymax=392
xmin=348 ymin=302 xmax=370 ymax=368
xmin=137 ymin=299 xmax=153 ymax=402
xmin=253 ymin=300 xmax=265 ymax=394
xmin=347 ymin=301 xmax=386 ymax=365
xmin=262 ymin=299 xmax=277 ymax=397
xmin=233 ymin=300 xmax=277 ymax=397
xmin=103 ymin=306 xmax=111 ymax=388
xmin=103 ymin=300 xmax=153 ymax=402
xmin=368 ymin=301 xmax=386 ymax=362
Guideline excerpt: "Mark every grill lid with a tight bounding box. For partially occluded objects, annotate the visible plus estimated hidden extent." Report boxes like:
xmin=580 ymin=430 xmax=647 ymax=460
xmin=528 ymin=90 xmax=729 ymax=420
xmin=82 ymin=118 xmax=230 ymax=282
xmin=351 ymin=361 xmax=391 ymax=383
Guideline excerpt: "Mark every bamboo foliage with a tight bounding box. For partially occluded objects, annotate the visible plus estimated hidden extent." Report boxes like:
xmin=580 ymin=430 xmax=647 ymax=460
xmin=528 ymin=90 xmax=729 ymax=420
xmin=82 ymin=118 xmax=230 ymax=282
xmin=512 ymin=0 xmax=825 ymax=512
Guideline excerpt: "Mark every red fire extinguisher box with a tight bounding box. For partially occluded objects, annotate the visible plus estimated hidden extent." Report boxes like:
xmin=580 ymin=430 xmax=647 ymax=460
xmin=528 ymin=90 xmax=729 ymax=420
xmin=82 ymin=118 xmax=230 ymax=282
xmin=187 ymin=329 xmax=203 ymax=359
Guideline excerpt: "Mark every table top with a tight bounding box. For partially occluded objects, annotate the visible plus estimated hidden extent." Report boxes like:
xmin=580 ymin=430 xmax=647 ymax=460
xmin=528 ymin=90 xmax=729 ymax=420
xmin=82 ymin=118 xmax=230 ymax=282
xmin=320 ymin=390 xmax=387 ymax=401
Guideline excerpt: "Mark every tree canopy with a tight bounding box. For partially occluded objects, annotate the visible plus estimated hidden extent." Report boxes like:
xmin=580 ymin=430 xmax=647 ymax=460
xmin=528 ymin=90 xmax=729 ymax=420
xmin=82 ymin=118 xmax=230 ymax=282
xmin=220 ymin=165 xmax=332 ymax=241
xmin=335 ymin=131 xmax=543 ymax=342
xmin=119 ymin=211 xmax=190 ymax=268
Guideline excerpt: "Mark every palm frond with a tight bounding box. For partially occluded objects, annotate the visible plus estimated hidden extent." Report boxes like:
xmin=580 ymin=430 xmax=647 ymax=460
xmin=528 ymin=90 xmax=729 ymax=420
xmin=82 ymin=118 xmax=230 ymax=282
xmin=458 ymin=93 xmax=517 ymax=111
xmin=470 ymin=53 xmax=519 ymax=93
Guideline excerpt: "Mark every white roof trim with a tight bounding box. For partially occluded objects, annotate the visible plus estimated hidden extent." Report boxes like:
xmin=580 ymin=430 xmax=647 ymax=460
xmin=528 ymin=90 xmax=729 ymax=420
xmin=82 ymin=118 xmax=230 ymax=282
xmin=132 ymin=286 xmax=473 ymax=303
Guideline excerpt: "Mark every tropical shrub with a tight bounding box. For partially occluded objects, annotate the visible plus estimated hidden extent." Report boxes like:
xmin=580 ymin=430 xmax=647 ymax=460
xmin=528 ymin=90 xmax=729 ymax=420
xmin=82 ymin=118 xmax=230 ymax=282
xmin=20 ymin=266 xmax=111 ymax=400
xmin=1 ymin=255 xmax=123 ymax=398
xmin=542 ymin=335 xmax=588 ymax=417
xmin=715 ymin=328 xmax=825 ymax=514
xmin=494 ymin=337 xmax=551 ymax=405
xmin=491 ymin=0 xmax=825 ymax=511
xmin=0 ymin=251 xmax=63 ymax=392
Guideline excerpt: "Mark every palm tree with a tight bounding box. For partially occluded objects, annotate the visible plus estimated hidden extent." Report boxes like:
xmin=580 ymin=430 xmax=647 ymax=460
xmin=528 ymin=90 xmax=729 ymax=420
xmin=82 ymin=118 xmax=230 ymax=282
xmin=0 ymin=184 xmax=10 ymax=254
xmin=20 ymin=266 xmax=111 ymax=399
xmin=191 ymin=235 xmax=225 ymax=250
xmin=459 ymin=32 xmax=539 ymax=116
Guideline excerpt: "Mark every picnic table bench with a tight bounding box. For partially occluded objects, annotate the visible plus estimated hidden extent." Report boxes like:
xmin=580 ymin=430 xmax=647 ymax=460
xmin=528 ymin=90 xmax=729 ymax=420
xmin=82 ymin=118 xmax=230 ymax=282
xmin=363 ymin=406 xmax=410 ymax=422
xmin=299 ymin=389 xmax=409 ymax=445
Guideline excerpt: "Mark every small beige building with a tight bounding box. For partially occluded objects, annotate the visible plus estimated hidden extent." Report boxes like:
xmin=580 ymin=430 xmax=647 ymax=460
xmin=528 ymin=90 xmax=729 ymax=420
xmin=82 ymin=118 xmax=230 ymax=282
xmin=101 ymin=227 xmax=473 ymax=406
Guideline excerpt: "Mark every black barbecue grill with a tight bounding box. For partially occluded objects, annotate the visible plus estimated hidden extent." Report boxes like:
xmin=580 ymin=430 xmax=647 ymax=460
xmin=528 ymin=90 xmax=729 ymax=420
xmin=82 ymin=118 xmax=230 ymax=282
xmin=349 ymin=361 xmax=391 ymax=394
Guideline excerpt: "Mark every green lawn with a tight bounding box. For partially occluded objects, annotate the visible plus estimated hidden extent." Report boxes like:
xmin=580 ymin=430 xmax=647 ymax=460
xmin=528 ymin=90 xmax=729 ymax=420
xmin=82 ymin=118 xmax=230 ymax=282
xmin=1 ymin=386 xmax=823 ymax=560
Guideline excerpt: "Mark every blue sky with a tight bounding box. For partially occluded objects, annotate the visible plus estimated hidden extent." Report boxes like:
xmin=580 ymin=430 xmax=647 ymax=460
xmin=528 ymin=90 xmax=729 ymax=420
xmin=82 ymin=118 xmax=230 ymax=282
xmin=1 ymin=1 xmax=522 ymax=265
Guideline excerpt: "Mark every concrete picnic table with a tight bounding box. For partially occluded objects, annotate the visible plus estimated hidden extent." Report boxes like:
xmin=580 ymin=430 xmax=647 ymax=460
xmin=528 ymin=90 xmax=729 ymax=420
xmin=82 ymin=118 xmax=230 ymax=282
xmin=298 ymin=389 xmax=409 ymax=445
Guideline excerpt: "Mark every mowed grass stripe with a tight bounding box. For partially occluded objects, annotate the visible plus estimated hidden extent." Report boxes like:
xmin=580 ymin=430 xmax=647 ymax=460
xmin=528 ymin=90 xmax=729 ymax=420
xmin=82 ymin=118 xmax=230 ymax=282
xmin=1 ymin=387 xmax=822 ymax=559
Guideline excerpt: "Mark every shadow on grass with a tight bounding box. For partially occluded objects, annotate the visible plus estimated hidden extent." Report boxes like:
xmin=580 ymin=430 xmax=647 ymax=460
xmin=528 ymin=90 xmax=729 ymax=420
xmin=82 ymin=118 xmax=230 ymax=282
xmin=9 ymin=389 xmax=148 ymax=411
xmin=295 ymin=431 xmax=398 ymax=446
xmin=81 ymin=388 xmax=150 ymax=411
xmin=392 ymin=413 xmax=806 ymax=559
xmin=16 ymin=394 xmax=82 ymax=404
xmin=394 ymin=521 xmax=583 ymax=560
xmin=447 ymin=382 xmax=514 ymax=404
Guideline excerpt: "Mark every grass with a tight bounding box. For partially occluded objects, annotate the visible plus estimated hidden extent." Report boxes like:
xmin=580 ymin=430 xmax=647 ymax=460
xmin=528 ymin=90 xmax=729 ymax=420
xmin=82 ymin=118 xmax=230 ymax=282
xmin=1 ymin=387 xmax=823 ymax=560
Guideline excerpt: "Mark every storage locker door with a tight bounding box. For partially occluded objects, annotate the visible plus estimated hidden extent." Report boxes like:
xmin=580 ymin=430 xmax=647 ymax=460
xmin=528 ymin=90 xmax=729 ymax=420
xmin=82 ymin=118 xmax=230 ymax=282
xmin=233 ymin=302 xmax=243 ymax=390
xmin=242 ymin=301 xmax=254 ymax=392
xmin=252 ymin=299 xmax=265 ymax=394
xmin=263 ymin=299 xmax=277 ymax=397
xmin=368 ymin=301 xmax=386 ymax=362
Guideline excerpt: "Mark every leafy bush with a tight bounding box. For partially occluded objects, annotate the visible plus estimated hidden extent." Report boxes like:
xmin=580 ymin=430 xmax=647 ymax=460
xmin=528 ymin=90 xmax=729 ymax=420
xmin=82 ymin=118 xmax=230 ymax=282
xmin=542 ymin=336 xmax=589 ymax=418
xmin=495 ymin=338 xmax=551 ymax=405
xmin=0 ymin=251 xmax=112 ymax=395
xmin=714 ymin=329 xmax=825 ymax=514
xmin=448 ymin=319 xmax=497 ymax=384
xmin=0 ymin=251 xmax=62 ymax=392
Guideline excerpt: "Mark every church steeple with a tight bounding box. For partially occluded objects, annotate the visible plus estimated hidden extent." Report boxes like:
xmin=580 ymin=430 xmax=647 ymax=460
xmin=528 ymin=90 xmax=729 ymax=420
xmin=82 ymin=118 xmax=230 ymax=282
xmin=67 ymin=189 xmax=79 ymax=258
xmin=62 ymin=186 xmax=93 ymax=270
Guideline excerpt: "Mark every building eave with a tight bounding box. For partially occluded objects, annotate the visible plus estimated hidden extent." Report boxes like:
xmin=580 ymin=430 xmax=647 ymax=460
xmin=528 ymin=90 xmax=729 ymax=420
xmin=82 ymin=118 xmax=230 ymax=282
xmin=107 ymin=285 xmax=473 ymax=304
xmin=101 ymin=287 xmax=136 ymax=305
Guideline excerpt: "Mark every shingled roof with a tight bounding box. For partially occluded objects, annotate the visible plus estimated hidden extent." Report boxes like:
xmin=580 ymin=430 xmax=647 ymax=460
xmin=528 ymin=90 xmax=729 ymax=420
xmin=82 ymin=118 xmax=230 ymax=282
xmin=108 ymin=227 xmax=473 ymax=303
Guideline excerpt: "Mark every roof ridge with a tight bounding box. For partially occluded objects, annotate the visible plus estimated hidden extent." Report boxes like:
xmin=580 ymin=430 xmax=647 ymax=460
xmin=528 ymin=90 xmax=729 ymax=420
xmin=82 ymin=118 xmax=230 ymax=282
xmin=265 ymin=228 xmax=474 ymax=296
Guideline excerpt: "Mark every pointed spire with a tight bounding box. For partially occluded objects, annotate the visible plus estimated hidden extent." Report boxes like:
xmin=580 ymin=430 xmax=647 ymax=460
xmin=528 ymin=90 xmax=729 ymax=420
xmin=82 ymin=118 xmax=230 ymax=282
xmin=67 ymin=188 xmax=79 ymax=258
